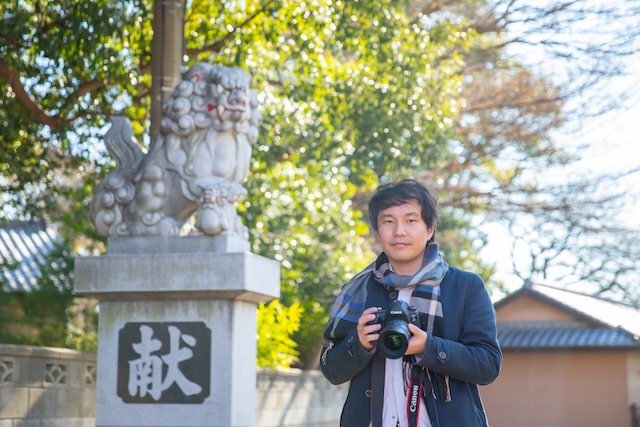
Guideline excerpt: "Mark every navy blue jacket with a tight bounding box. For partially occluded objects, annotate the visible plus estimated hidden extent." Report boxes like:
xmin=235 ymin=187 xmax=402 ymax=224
xmin=320 ymin=266 xmax=502 ymax=427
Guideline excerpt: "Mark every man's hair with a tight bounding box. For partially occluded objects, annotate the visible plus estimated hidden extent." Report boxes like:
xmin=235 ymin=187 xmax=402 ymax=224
xmin=368 ymin=179 xmax=439 ymax=238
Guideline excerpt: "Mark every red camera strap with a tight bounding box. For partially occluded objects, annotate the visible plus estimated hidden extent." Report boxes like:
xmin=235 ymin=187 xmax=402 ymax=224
xmin=372 ymin=357 xmax=425 ymax=427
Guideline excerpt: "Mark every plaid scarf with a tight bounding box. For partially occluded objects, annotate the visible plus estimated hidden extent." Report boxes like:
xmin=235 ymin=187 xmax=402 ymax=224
xmin=323 ymin=242 xmax=448 ymax=342
xmin=322 ymin=242 xmax=452 ymax=403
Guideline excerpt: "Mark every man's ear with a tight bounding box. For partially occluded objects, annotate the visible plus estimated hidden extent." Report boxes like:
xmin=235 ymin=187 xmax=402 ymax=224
xmin=427 ymin=227 xmax=435 ymax=242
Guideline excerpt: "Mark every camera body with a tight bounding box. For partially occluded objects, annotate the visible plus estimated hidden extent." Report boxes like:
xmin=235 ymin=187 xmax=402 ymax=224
xmin=369 ymin=300 xmax=420 ymax=359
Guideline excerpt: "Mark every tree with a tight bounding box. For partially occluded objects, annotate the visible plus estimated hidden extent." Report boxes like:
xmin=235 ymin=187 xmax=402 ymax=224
xmin=1 ymin=0 xmax=152 ymax=242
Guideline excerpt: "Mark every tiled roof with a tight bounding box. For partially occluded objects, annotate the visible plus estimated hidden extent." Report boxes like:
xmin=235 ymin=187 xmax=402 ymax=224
xmin=0 ymin=220 xmax=61 ymax=292
xmin=498 ymin=321 xmax=640 ymax=350
xmin=532 ymin=283 xmax=640 ymax=338
xmin=496 ymin=282 xmax=640 ymax=351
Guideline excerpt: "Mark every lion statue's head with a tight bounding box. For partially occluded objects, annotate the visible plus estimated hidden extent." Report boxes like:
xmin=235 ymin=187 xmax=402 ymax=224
xmin=159 ymin=63 xmax=261 ymax=144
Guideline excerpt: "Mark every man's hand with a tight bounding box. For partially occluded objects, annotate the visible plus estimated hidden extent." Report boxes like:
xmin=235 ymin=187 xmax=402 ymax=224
xmin=406 ymin=323 xmax=427 ymax=356
xmin=357 ymin=307 xmax=382 ymax=351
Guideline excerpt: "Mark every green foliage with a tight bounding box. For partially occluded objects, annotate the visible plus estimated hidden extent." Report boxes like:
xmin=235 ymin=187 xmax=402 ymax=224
xmin=0 ymin=291 xmax=26 ymax=343
xmin=256 ymin=299 xmax=302 ymax=368
xmin=242 ymin=161 xmax=374 ymax=365
xmin=0 ymin=236 xmax=97 ymax=350
xmin=65 ymin=297 xmax=99 ymax=352
xmin=1 ymin=240 xmax=70 ymax=346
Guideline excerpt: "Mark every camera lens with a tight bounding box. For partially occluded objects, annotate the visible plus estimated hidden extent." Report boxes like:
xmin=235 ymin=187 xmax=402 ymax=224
xmin=379 ymin=319 xmax=410 ymax=359
xmin=383 ymin=333 xmax=404 ymax=350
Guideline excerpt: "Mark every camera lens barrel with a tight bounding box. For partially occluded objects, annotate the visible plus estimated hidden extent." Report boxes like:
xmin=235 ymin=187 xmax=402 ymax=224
xmin=379 ymin=319 xmax=411 ymax=359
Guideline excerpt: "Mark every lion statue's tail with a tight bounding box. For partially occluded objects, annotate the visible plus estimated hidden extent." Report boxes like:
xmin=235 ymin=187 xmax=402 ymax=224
xmin=90 ymin=117 xmax=145 ymax=236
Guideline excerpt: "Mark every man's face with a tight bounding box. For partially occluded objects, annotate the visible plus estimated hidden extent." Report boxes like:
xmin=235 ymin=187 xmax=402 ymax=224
xmin=376 ymin=200 xmax=434 ymax=276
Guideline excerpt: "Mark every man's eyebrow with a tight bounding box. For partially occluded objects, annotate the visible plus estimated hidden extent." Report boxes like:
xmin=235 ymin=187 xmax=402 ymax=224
xmin=379 ymin=210 xmax=421 ymax=217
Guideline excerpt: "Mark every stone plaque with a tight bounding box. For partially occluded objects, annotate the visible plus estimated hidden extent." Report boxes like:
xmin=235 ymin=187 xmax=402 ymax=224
xmin=117 ymin=322 xmax=211 ymax=404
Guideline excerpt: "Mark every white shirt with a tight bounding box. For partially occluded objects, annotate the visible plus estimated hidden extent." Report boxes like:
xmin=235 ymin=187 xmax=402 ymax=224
xmin=374 ymin=286 xmax=432 ymax=427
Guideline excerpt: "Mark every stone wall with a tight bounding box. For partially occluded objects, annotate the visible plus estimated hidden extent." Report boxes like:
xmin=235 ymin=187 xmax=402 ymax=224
xmin=0 ymin=344 xmax=347 ymax=427
xmin=0 ymin=344 xmax=96 ymax=427
xmin=256 ymin=367 xmax=347 ymax=427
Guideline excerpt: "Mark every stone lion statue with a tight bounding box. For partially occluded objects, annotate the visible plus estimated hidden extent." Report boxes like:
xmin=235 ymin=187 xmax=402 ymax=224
xmin=90 ymin=63 xmax=262 ymax=239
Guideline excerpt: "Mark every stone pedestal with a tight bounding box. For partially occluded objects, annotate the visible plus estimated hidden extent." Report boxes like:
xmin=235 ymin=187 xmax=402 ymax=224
xmin=74 ymin=235 xmax=280 ymax=427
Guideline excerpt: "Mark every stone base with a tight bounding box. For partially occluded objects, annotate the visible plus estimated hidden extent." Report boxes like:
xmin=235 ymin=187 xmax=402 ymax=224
xmin=75 ymin=235 xmax=278 ymax=304
xmin=95 ymin=299 xmax=258 ymax=427
xmin=73 ymin=236 xmax=280 ymax=427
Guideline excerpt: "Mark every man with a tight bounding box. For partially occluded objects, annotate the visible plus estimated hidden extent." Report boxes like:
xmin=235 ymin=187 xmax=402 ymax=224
xmin=320 ymin=179 xmax=502 ymax=427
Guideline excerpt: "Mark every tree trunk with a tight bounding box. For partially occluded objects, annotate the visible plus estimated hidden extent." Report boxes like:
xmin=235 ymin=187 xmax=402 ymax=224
xmin=150 ymin=0 xmax=185 ymax=148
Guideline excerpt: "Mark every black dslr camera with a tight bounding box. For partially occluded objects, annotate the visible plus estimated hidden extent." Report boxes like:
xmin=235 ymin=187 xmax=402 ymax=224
xmin=369 ymin=301 xmax=420 ymax=359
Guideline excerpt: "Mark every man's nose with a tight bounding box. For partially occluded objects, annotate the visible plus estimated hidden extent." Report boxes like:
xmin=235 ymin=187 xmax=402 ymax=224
xmin=394 ymin=223 xmax=407 ymax=236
